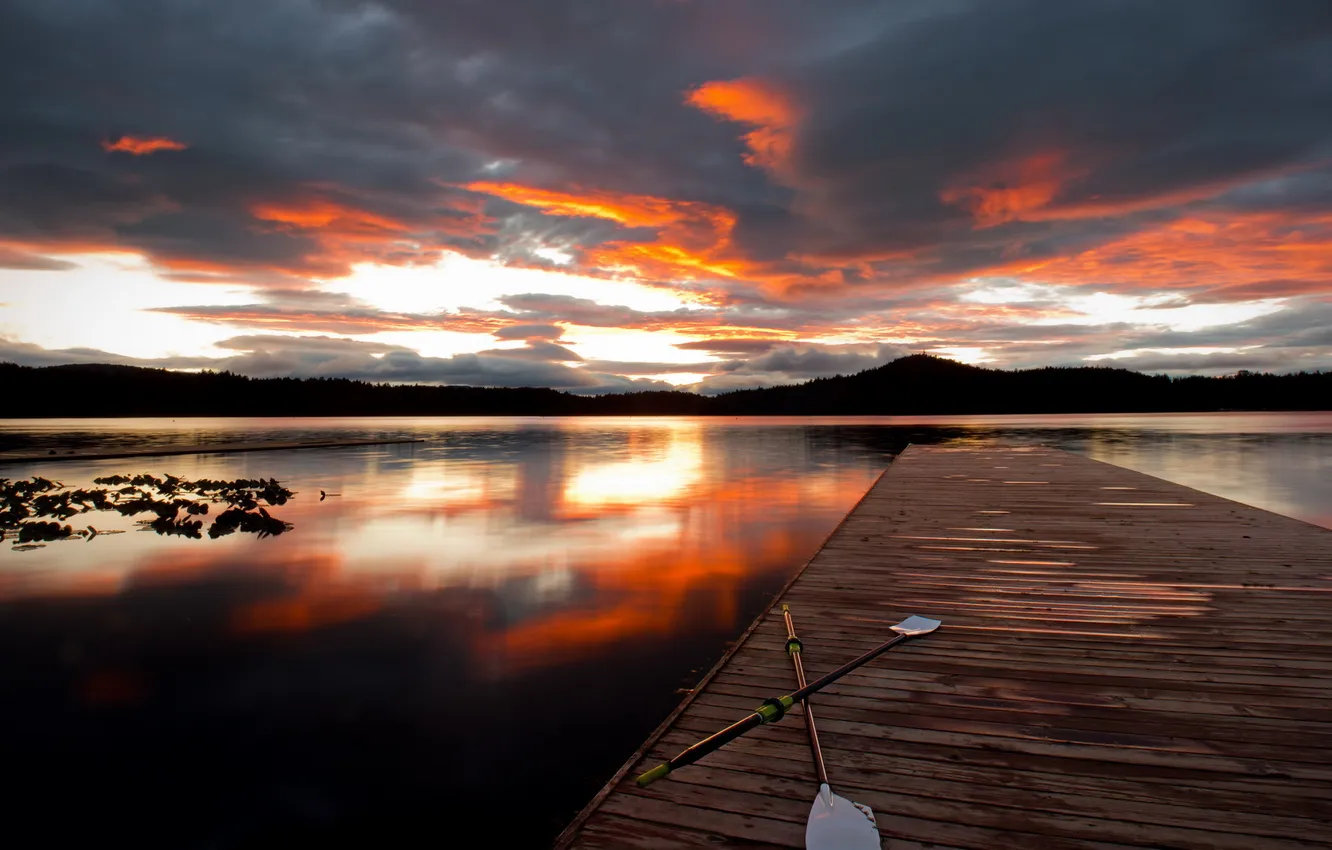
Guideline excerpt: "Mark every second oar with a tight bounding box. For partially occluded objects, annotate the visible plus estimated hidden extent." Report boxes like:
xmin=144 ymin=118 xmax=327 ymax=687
xmin=782 ymin=604 xmax=878 ymax=850
xmin=637 ymin=614 xmax=941 ymax=787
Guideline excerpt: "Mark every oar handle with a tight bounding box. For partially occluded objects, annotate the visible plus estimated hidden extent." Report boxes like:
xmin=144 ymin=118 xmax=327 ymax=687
xmin=636 ymin=695 xmax=795 ymax=786
xmin=781 ymin=604 xmax=802 ymax=655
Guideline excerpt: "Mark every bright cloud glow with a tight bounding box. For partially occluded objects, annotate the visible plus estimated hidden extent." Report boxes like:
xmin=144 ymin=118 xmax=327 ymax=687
xmin=1087 ymin=346 xmax=1252 ymax=361
xmin=562 ymin=325 xmax=716 ymax=365
xmin=927 ymin=346 xmax=994 ymax=364
xmin=1054 ymin=292 xmax=1287 ymax=332
xmin=0 ymin=253 xmax=250 ymax=358
xmin=961 ymin=279 xmax=1288 ymax=332
xmin=330 ymin=253 xmax=692 ymax=317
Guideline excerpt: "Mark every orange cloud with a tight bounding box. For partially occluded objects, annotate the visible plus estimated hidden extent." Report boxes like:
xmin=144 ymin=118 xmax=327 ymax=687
xmin=159 ymin=306 xmax=510 ymax=335
xmin=463 ymin=181 xmax=757 ymax=285
xmin=462 ymin=182 xmax=705 ymax=229
xmin=685 ymin=77 xmax=801 ymax=173
xmin=997 ymin=211 xmax=1332 ymax=294
xmin=241 ymin=191 xmax=494 ymax=277
xmin=101 ymin=135 xmax=189 ymax=155
xmin=251 ymin=198 xmax=409 ymax=235
xmin=941 ymin=151 xmax=1085 ymax=227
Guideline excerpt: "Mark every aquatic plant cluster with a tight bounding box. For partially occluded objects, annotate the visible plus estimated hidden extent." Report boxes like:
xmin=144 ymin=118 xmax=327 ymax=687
xmin=0 ymin=474 xmax=295 ymax=551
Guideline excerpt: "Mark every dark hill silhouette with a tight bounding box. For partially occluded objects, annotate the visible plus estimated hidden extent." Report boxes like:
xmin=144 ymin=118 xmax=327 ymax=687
xmin=1 ymin=355 xmax=1327 ymax=418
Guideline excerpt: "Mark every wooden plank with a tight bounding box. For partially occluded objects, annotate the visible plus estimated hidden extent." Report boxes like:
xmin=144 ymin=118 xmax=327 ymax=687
xmin=559 ymin=445 xmax=1332 ymax=849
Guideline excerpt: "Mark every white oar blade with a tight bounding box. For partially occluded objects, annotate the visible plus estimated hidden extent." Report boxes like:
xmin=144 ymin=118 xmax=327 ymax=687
xmin=806 ymin=784 xmax=879 ymax=850
xmin=892 ymin=615 xmax=941 ymax=636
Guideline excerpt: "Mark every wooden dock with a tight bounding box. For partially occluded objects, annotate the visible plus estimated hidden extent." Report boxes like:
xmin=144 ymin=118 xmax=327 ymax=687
xmin=557 ymin=445 xmax=1332 ymax=849
xmin=0 ymin=437 xmax=424 ymax=465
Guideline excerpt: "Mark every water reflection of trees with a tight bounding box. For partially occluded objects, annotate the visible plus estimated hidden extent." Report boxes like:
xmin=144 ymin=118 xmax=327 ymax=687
xmin=2 ymin=474 xmax=295 ymax=551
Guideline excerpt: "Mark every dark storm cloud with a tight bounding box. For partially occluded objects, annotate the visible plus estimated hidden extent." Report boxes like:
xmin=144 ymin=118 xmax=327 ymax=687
xmin=780 ymin=1 xmax=1332 ymax=264
xmin=5 ymin=0 xmax=1330 ymax=289
xmin=0 ymin=0 xmax=776 ymax=277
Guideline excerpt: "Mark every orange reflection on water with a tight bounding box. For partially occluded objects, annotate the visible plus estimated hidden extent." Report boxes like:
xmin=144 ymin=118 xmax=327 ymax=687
xmin=1 ymin=419 xmax=881 ymax=677
xmin=564 ymin=428 xmax=703 ymax=508
xmin=483 ymin=517 xmax=810 ymax=672
xmin=232 ymin=588 xmax=381 ymax=635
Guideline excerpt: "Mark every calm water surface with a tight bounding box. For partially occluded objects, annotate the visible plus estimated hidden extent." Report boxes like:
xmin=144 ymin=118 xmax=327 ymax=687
xmin=1 ymin=414 xmax=1329 ymax=847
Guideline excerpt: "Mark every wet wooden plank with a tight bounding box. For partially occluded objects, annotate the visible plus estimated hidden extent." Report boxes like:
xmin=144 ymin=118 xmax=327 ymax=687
xmin=557 ymin=445 xmax=1332 ymax=849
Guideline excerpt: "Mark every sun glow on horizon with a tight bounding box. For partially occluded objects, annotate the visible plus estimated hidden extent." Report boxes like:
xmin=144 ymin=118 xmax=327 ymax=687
xmin=928 ymin=346 xmax=994 ymax=364
xmin=0 ymin=252 xmax=251 ymax=359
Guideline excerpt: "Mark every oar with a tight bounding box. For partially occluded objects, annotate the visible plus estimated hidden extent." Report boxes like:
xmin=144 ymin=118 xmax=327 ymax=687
xmin=782 ymin=604 xmax=878 ymax=850
xmin=636 ymin=614 xmax=941 ymax=787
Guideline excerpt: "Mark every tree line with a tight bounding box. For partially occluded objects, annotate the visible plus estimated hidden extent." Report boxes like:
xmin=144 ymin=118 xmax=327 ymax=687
xmin=3 ymin=355 xmax=1328 ymax=417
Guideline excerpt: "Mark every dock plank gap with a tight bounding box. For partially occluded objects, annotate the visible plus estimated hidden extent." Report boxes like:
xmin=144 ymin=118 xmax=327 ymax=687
xmin=556 ymin=444 xmax=1332 ymax=850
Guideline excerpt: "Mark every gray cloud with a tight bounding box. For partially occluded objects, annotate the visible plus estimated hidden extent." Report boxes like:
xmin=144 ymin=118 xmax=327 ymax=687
xmin=691 ymin=342 xmax=910 ymax=394
xmin=0 ymin=333 xmax=665 ymax=393
xmin=0 ymin=336 xmax=216 ymax=370
xmin=0 ymin=245 xmax=80 ymax=271
xmin=675 ymin=339 xmax=783 ymax=355
xmin=5 ymin=0 xmax=1326 ymax=291
xmin=497 ymin=293 xmax=713 ymax=329
xmin=1087 ymin=348 xmax=1332 ymax=375
xmin=581 ymin=360 xmax=717 ymax=376
xmin=480 ymin=341 xmax=583 ymax=362
xmin=153 ymin=289 xmax=508 ymax=335
xmin=492 ymin=323 xmax=565 ymax=341
xmin=1 ymin=0 xmax=1329 ymax=383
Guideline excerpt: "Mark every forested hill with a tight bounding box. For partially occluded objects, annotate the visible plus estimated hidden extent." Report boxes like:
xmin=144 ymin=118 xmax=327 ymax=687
xmin=2 ymin=355 xmax=1328 ymax=417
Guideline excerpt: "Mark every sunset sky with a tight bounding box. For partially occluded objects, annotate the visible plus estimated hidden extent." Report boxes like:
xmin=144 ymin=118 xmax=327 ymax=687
xmin=2 ymin=0 xmax=1330 ymax=393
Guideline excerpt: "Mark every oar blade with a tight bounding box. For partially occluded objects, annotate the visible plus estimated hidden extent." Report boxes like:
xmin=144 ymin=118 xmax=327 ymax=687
xmin=806 ymin=784 xmax=879 ymax=850
xmin=891 ymin=615 xmax=941 ymax=636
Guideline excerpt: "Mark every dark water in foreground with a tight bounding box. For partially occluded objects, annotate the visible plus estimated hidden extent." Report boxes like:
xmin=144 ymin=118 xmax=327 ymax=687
xmin=1 ymin=414 xmax=1329 ymax=847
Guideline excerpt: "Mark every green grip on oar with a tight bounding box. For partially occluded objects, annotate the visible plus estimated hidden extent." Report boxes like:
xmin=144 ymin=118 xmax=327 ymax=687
xmin=636 ymin=763 xmax=670 ymax=787
xmin=755 ymin=694 xmax=795 ymax=721
xmin=637 ymin=614 xmax=939 ymax=788
xmin=635 ymin=694 xmax=796 ymax=786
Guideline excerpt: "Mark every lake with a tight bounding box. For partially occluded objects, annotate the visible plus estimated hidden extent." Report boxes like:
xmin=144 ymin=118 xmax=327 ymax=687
xmin=2 ymin=413 xmax=1330 ymax=847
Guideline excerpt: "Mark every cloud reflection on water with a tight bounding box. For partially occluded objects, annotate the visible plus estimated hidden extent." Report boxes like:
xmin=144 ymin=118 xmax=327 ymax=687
xmin=0 ymin=414 xmax=1329 ymax=847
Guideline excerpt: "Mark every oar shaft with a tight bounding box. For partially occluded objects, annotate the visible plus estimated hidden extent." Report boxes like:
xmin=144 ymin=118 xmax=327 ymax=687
xmin=637 ymin=617 xmax=933 ymax=787
xmin=791 ymin=632 xmax=909 ymax=703
xmin=782 ymin=605 xmax=828 ymax=787
xmin=635 ymin=710 xmax=766 ymax=786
